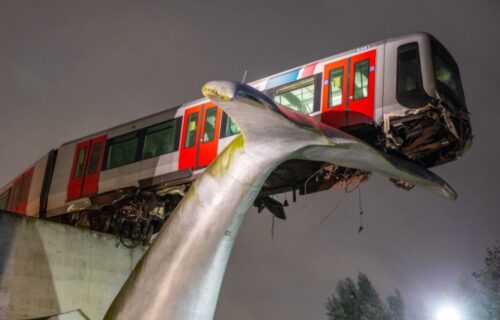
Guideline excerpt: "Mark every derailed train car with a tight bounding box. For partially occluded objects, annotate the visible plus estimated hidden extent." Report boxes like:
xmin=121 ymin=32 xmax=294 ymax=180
xmin=0 ymin=33 xmax=472 ymax=243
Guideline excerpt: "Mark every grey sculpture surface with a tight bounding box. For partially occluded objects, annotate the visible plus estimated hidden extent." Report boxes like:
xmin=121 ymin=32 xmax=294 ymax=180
xmin=104 ymin=81 xmax=455 ymax=319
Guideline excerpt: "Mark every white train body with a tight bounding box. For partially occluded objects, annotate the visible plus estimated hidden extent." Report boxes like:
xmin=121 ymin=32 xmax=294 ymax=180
xmin=0 ymin=33 xmax=471 ymax=237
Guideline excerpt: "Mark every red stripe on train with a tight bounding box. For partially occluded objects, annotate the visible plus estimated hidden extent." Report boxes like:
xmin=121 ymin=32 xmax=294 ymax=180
xmin=301 ymin=63 xmax=317 ymax=78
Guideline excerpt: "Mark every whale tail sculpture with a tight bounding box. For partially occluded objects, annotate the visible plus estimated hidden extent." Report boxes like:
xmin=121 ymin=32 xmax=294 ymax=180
xmin=104 ymin=81 xmax=456 ymax=319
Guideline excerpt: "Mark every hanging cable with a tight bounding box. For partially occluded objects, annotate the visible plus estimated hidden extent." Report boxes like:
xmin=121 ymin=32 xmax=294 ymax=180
xmin=319 ymin=193 xmax=346 ymax=226
xmin=303 ymin=167 xmax=324 ymax=212
xmin=270 ymin=214 xmax=275 ymax=239
xmin=358 ymin=187 xmax=364 ymax=233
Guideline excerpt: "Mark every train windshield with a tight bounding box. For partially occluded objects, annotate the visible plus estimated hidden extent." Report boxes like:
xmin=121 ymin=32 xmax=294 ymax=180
xmin=396 ymin=42 xmax=429 ymax=107
xmin=431 ymin=40 xmax=466 ymax=108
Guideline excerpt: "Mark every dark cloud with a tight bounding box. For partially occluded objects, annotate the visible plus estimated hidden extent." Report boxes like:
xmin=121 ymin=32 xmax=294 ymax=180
xmin=0 ymin=0 xmax=498 ymax=318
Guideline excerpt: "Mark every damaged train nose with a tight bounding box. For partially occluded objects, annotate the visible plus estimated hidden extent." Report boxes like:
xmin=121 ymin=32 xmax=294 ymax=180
xmin=382 ymin=100 xmax=472 ymax=168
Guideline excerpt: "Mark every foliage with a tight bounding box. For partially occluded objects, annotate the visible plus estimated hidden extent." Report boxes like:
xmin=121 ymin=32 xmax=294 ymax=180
xmin=463 ymin=241 xmax=500 ymax=319
xmin=326 ymin=273 xmax=405 ymax=320
xmin=386 ymin=290 xmax=405 ymax=320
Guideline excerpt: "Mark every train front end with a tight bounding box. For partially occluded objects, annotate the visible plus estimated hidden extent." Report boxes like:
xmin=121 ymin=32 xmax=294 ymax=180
xmin=382 ymin=33 xmax=472 ymax=168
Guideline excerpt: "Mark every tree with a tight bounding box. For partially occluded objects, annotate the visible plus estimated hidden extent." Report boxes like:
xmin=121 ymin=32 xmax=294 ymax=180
xmin=466 ymin=241 xmax=500 ymax=319
xmin=386 ymin=290 xmax=404 ymax=320
xmin=326 ymin=273 xmax=405 ymax=320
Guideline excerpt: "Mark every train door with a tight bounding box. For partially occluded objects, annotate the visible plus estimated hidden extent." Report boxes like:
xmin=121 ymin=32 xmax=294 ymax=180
xmin=198 ymin=103 xmax=221 ymax=167
xmin=179 ymin=103 xmax=221 ymax=170
xmin=179 ymin=105 xmax=202 ymax=170
xmin=321 ymin=58 xmax=349 ymax=128
xmin=347 ymin=50 xmax=376 ymax=125
xmin=321 ymin=50 xmax=376 ymax=128
xmin=7 ymin=167 xmax=34 ymax=215
xmin=67 ymin=135 xmax=107 ymax=201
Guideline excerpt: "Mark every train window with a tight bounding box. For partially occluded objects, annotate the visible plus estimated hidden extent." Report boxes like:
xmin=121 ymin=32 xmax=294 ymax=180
xmin=433 ymin=51 xmax=465 ymax=105
xmin=220 ymin=112 xmax=240 ymax=138
xmin=396 ymin=42 xmax=429 ymax=108
xmin=329 ymin=68 xmax=343 ymax=107
xmin=353 ymin=60 xmax=369 ymax=100
xmin=143 ymin=120 xmax=177 ymax=159
xmin=105 ymin=133 xmax=139 ymax=169
xmin=273 ymin=76 xmax=315 ymax=114
xmin=226 ymin=117 xmax=240 ymax=136
xmin=86 ymin=142 xmax=102 ymax=174
xmin=203 ymin=107 xmax=217 ymax=143
xmin=185 ymin=113 xmax=198 ymax=148
xmin=431 ymin=39 xmax=465 ymax=107
xmin=74 ymin=148 xmax=87 ymax=178
xmin=434 ymin=56 xmax=460 ymax=95
xmin=0 ymin=190 xmax=10 ymax=210
xmin=398 ymin=43 xmax=422 ymax=92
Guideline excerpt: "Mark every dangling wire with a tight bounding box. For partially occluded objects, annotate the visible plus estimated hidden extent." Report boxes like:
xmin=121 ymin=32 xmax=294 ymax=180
xmin=358 ymin=187 xmax=364 ymax=233
xmin=319 ymin=193 xmax=346 ymax=226
xmin=303 ymin=167 xmax=324 ymax=212
xmin=270 ymin=214 xmax=275 ymax=239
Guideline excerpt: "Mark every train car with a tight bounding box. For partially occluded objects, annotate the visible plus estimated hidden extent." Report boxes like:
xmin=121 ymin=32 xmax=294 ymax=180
xmin=0 ymin=32 xmax=472 ymax=242
xmin=0 ymin=151 xmax=56 ymax=217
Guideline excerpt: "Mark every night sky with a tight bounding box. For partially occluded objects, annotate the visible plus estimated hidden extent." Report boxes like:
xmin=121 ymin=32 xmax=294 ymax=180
xmin=0 ymin=1 xmax=499 ymax=319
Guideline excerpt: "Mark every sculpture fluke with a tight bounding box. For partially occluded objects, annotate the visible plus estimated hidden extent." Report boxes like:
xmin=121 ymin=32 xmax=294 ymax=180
xmin=203 ymin=80 xmax=456 ymax=199
xmin=105 ymin=81 xmax=456 ymax=320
